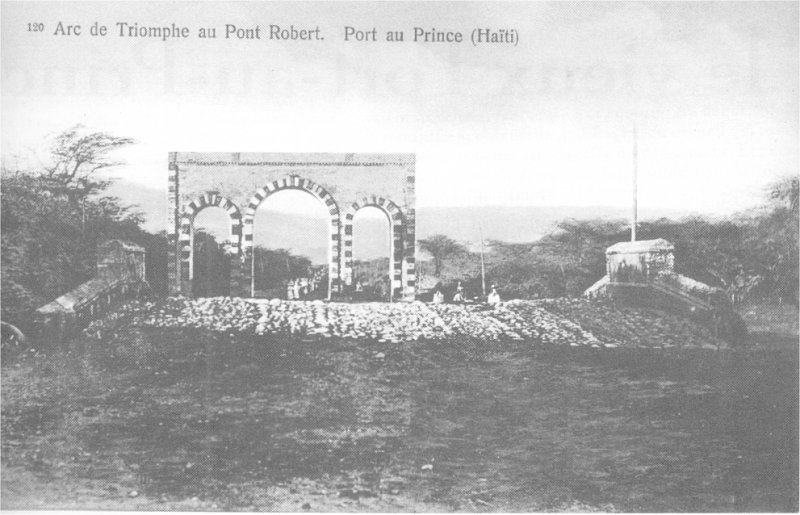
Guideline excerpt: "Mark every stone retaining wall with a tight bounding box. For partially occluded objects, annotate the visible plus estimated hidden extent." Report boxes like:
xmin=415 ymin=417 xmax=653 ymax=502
xmin=35 ymin=240 xmax=148 ymax=344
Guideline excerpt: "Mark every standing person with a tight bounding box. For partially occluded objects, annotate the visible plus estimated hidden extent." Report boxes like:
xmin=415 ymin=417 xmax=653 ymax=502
xmin=488 ymin=285 xmax=501 ymax=305
xmin=433 ymin=289 xmax=444 ymax=304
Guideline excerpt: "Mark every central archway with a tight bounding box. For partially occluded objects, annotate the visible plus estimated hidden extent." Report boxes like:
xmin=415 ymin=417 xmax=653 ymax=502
xmin=241 ymin=176 xmax=341 ymax=298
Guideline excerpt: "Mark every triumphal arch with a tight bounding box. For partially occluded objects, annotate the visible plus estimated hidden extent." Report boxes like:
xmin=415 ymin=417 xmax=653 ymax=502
xmin=167 ymin=152 xmax=416 ymax=301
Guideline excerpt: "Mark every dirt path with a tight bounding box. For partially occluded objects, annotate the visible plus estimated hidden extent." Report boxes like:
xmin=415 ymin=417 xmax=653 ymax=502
xmin=2 ymin=326 xmax=797 ymax=511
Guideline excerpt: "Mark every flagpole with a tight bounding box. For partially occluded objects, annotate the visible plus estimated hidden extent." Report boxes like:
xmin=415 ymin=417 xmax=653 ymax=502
xmin=479 ymin=226 xmax=486 ymax=297
xmin=632 ymin=122 xmax=638 ymax=242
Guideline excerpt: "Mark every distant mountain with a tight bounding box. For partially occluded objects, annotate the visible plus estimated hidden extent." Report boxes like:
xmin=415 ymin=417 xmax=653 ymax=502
xmin=105 ymin=181 xmax=167 ymax=233
xmin=106 ymin=181 xmax=697 ymax=263
xmin=416 ymin=205 xmax=693 ymax=247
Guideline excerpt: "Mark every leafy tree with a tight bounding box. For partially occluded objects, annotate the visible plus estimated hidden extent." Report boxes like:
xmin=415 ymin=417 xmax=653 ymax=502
xmin=532 ymin=219 xmax=627 ymax=296
xmin=768 ymin=175 xmax=799 ymax=214
xmin=478 ymin=177 xmax=798 ymax=306
xmin=633 ymin=217 xmax=750 ymax=290
xmin=192 ymin=231 xmax=231 ymax=297
xmin=751 ymin=175 xmax=799 ymax=304
xmin=480 ymin=220 xmax=626 ymax=299
xmin=252 ymin=246 xmax=316 ymax=293
xmin=483 ymin=241 xmax=555 ymax=298
xmin=1 ymin=128 xmax=164 ymax=334
xmin=418 ymin=234 xmax=467 ymax=276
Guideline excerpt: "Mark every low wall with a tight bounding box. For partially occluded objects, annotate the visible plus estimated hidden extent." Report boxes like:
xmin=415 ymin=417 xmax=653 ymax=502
xmin=36 ymin=279 xmax=148 ymax=345
xmin=590 ymin=273 xmax=746 ymax=345
xmin=585 ymin=239 xmax=746 ymax=345
xmin=35 ymin=240 xmax=149 ymax=345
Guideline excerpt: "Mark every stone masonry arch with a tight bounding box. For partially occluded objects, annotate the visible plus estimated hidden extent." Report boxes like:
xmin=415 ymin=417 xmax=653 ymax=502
xmin=178 ymin=193 xmax=242 ymax=293
xmin=242 ymin=176 xmax=341 ymax=299
xmin=167 ymin=153 xmax=416 ymax=301
xmin=343 ymin=197 xmax=409 ymax=301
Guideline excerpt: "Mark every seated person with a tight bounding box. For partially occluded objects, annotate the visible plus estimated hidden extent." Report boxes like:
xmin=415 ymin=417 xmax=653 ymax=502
xmin=487 ymin=286 xmax=501 ymax=305
xmin=452 ymin=281 xmax=465 ymax=302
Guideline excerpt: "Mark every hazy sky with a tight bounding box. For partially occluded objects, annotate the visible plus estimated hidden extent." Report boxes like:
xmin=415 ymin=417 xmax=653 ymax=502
xmin=2 ymin=1 xmax=798 ymax=216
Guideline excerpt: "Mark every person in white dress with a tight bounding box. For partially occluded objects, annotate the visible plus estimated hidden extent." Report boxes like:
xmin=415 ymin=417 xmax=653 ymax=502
xmin=452 ymin=281 xmax=465 ymax=302
xmin=487 ymin=286 xmax=501 ymax=305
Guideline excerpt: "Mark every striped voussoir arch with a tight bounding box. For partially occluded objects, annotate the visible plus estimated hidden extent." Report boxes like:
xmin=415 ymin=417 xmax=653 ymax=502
xmin=342 ymin=196 xmax=406 ymax=294
xmin=241 ymin=176 xmax=342 ymax=294
xmin=179 ymin=193 xmax=242 ymax=285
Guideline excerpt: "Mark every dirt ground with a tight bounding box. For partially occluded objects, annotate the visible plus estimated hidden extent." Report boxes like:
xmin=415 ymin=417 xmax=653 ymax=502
xmin=1 ymin=304 xmax=797 ymax=511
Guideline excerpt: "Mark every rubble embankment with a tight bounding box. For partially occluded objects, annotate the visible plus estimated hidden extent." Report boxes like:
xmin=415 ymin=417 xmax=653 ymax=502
xmin=84 ymin=297 xmax=727 ymax=349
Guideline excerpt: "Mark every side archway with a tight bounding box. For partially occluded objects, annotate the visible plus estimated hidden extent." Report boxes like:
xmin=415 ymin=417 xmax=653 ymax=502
xmin=178 ymin=193 xmax=242 ymax=295
xmin=342 ymin=196 xmax=406 ymax=301
xmin=241 ymin=176 xmax=341 ymax=298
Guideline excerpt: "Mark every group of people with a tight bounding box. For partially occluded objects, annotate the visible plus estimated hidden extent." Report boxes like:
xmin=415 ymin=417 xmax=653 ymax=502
xmin=432 ymin=281 xmax=502 ymax=305
xmin=354 ymin=277 xmax=391 ymax=301
xmin=285 ymin=278 xmax=309 ymax=300
xmin=285 ymin=272 xmax=324 ymax=300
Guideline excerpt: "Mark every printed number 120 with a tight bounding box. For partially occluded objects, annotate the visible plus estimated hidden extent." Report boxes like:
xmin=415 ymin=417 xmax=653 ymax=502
xmin=28 ymin=23 xmax=44 ymax=32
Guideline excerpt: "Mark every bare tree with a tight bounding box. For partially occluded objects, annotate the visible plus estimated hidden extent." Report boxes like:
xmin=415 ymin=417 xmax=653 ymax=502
xmin=44 ymin=125 xmax=135 ymax=200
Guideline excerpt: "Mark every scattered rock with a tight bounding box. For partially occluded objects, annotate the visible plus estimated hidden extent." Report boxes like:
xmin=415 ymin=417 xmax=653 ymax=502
xmin=124 ymin=297 xmax=611 ymax=346
xmin=339 ymin=488 xmax=376 ymax=499
xmin=90 ymin=297 xmax=725 ymax=349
